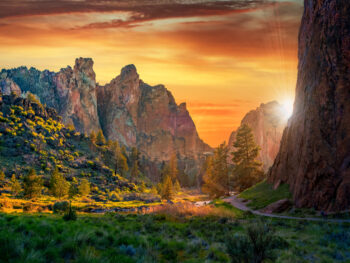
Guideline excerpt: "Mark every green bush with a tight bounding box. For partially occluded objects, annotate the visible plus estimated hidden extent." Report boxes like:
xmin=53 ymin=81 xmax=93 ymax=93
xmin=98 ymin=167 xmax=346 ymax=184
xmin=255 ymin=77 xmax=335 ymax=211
xmin=53 ymin=201 xmax=69 ymax=214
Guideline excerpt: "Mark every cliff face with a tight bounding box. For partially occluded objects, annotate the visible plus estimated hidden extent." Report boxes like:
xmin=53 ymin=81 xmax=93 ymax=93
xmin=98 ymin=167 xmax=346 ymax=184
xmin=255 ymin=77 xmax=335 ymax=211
xmin=0 ymin=58 xmax=100 ymax=135
xmin=228 ymin=101 xmax=287 ymax=172
xmin=268 ymin=0 xmax=350 ymax=211
xmin=97 ymin=65 xmax=211 ymax=162
xmin=0 ymin=59 xmax=211 ymax=169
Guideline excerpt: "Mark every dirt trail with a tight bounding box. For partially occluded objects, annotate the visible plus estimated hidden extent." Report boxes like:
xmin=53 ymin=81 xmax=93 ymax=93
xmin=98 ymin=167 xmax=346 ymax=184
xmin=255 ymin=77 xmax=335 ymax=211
xmin=223 ymin=195 xmax=350 ymax=224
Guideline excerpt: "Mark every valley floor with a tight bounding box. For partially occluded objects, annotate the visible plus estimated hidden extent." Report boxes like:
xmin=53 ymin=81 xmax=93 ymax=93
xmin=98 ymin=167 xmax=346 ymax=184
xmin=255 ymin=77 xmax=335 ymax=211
xmin=0 ymin=200 xmax=350 ymax=263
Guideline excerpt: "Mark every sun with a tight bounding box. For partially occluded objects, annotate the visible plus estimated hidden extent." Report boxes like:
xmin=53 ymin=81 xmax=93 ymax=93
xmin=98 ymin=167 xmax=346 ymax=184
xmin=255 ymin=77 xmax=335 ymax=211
xmin=280 ymin=98 xmax=294 ymax=119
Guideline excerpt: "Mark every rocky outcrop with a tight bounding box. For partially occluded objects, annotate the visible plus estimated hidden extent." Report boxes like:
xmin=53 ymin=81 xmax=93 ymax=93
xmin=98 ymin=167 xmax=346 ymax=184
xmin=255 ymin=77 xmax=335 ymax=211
xmin=0 ymin=77 xmax=21 ymax=96
xmin=97 ymin=65 xmax=211 ymax=162
xmin=0 ymin=59 xmax=211 ymax=174
xmin=268 ymin=0 xmax=350 ymax=211
xmin=0 ymin=58 xmax=101 ymax=135
xmin=228 ymin=101 xmax=287 ymax=172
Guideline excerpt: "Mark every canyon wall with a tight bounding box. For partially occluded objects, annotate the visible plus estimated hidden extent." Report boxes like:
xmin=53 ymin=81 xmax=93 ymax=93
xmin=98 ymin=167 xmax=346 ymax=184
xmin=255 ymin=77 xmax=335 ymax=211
xmin=268 ymin=0 xmax=350 ymax=211
xmin=228 ymin=101 xmax=287 ymax=172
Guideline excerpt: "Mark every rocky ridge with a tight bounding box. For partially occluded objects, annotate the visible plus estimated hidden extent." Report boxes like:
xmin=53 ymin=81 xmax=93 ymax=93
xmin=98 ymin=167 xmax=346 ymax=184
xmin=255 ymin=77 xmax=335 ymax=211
xmin=268 ymin=0 xmax=350 ymax=211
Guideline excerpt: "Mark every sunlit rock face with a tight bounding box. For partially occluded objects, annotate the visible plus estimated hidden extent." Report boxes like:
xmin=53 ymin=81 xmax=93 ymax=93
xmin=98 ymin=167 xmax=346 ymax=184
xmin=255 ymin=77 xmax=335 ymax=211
xmin=268 ymin=0 xmax=350 ymax=212
xmin=0 ymin=58 xmax=101 ymax=135
xmin=0 ymin=77 xmax=22 ymax=96
xmin=97 ymin=65 xmax=212 ymax=162
xmin=228 ymin=101 xmax=287 ymax=172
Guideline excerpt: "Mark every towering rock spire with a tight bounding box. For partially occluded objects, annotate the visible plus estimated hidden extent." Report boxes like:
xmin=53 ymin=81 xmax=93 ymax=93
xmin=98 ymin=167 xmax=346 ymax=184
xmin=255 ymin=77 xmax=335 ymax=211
xmin=268 ymin=0 xmax=350 ymax=211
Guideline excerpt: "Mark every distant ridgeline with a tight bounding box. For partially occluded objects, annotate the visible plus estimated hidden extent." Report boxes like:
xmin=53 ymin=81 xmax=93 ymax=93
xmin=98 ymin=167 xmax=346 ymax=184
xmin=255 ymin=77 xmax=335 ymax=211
xmin=0 ymin=59 xmax=212 ymax=183
xmin=0 ymin=92 xmax=134 ymax=191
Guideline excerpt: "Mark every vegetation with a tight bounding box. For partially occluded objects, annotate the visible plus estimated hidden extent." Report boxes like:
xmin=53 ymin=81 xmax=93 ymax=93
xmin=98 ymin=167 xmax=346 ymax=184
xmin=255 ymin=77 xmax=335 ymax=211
xmin=49 ymin=168 xmax=69 ymax=199
xmin=202 ymin=142 xmax=229 ymax=198
xmin=161 ymin=175 xmax=174 ymax=200
xmin=239 ymin=180 xmax=292 ymax=210
xmin=23 ymin=168 xmax=43 ymax=199
xmin=231 ymin=124 xmax=264 ymax=192
xmin=0 ymin=211 xmax=349 ymax=263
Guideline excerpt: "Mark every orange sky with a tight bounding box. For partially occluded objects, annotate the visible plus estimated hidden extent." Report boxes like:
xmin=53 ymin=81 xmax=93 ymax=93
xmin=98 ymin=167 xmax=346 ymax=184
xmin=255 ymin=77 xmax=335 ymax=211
xmin=0 ymin=0 xmax=303 ymax=147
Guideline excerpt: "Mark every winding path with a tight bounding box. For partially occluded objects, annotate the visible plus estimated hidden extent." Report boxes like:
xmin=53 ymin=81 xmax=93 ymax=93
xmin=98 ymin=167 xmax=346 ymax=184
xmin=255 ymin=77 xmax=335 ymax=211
xmin=223 ymin=195 xmax=350 ymax=224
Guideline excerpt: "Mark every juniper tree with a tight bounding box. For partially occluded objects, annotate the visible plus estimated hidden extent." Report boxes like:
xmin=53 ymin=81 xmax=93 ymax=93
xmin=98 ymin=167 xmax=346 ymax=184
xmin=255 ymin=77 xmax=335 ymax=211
xmin=23 ymin=168 xmax=43 ymax=199
xmin=10 ymin=174 xmax=22 ymax=197
xmin=96 ymin=129 xmax=106 ymax=146
xmin=49 ymin=168 xmax=70 ymax=199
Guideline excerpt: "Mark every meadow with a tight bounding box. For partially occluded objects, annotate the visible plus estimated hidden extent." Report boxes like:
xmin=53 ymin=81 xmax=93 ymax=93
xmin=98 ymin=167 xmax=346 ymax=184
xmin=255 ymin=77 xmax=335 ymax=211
xmin=0 ymin=202 xmax=349 ymax=263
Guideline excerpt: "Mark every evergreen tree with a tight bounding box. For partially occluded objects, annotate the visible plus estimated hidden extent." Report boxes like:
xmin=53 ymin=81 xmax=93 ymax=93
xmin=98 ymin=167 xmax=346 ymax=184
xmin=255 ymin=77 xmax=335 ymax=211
xmin=232 ymin=124 xmax=264 ymax=191
xmin=169 ymin=153 xmax=178 ymax=181
xmin=0 ymin=170 xmax=5 ymax=184
xmin=202 ymin=142 xmax=229 ymax=198
xmin=110 ymin=141 xmax=121 ymax=174
xmin=49 ymin=168 xmax=70 ymax=199
xmin=174 ymin=179 xmax=181 ymax=193
xmin=161 ymin=175 xmax=173 ymax=200
xmin=118 ymin=153 xmax=129 ymax=177
xmin=10 ymin=174 xmax=22 ymax=197
xmin=23 ymin=168 xmax=43 ymax=199
xmin=130 ymin=147 xmax=139 ymax=164
xmin=89 ymin=131 xmax=96 ymax=144
xmin=130 ymin=160 xmax=139 ymax=183
xmin=96 ymin=129 xmax=106 ymax=146
xmin=69 ymin=177 xmax=79 ymax=199
xmin=78 ymin=179 xmax=90 ymax=196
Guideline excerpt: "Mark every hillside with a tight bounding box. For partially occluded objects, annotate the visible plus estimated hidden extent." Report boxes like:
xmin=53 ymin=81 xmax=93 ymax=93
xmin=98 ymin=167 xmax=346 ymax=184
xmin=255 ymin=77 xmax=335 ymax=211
xmin=0 ymin=92 xmax=135 ymax=195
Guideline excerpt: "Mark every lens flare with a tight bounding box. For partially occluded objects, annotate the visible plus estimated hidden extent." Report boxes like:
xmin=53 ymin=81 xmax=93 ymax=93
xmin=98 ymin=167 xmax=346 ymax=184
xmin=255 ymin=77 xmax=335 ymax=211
xmin=280 ymin=98 xmax=294 ymax=119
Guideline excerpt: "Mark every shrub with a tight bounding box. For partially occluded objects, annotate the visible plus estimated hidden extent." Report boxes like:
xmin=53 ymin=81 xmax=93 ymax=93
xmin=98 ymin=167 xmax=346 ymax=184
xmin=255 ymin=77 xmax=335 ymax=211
xmin=63 ymin=203 xmax=77 ymax=221
xmin=53 ymin=201 xmax=69 ymax=214
xmin=226 ymin=220 xmax=287 ymax=263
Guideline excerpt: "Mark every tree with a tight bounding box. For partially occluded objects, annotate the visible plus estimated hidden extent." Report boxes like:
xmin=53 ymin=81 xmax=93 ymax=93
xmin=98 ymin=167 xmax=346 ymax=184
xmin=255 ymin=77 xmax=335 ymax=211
xmin=202 ymin=142 xmax=229 ymax=198
xmin=23 ymin=168 xmax=43 ymax=199
xmin=118 ymin=153 xmax=129 ymax=177
xmin=161 ymin=175 xmax=173 ymax=200
xmin=78 ymin=179 xmax=90 ymax=196
xmin=110 ymin=141 xmax=121 ymax=174
xmin=89 ymin=131 xmax=96 ymax=144
xmin=49 ymin=168 xmax=70 ymax=199
xmin=0 ymin=170 xmax=5 ymax=185
xmin=68 ymin=177 xmax=79 ymax=199
xmin=96 ymin=129 xmax=106 ymax=146
xmin=169 ymin=153 xmax=178 ymax=181
xmin=174 ymin=179 xmax=181 ymax=193
xmin=130 ymin=160 xmax=139 ymax=183
xmin=10 ymin=174 xmax=22 ymax=197
xmin=232 ymin=124 xmax=264 ymax=191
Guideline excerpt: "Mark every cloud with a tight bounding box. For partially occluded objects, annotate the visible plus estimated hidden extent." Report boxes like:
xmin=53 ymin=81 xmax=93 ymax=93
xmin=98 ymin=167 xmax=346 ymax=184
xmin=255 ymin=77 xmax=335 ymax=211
xmin=0 ymin=0 xmax=270 ymax=21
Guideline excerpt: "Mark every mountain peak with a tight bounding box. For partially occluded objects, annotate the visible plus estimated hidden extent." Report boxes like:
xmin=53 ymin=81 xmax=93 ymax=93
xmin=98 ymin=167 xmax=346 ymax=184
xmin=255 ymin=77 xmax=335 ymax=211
xmin=120 ymin=64 xmax=138 ymax=81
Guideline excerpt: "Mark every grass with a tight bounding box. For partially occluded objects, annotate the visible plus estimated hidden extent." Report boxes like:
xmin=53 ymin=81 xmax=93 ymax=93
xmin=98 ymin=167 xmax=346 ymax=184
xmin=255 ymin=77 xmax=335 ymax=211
xmin=0 ymin=211 xmax=349 ymax=263
xmin=239 ymin=180 xmax=292 ymax=210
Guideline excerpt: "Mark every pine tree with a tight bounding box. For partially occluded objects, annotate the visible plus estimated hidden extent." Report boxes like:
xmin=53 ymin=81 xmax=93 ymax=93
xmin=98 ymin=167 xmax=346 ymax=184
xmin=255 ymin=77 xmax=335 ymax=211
xmin=130 ymin=160 xmax=139 ymax=183
xmin=68 ymin=177 xmax=79 ymax=199
xmin=23 ymin=168 xmax=43 ymax=199
xmin=10 ymin=174 xmax=22 ymax=197
xmin=110 ymin=141 xmax=121 ymax=174
xmin=174 ymin=179 xmax=181 ymax=193
xmin=169 ymin=153 xmax=178 ymax=181
xmin=161 ymin=175 xmax=173 ymax=200
xmin=118 ymin=153 xmax=129 ymax=177
xmin=202 ymin=143 xmax=229 ymax=198
xmin=232 ymin=124 xmax=264 ymax=191
xmin=0 ymin=170 xmax=5 ymax=184
xmin=89 ymin=131 xmax=96 ymax=144
xmin=49 ymin=168 xmax=70 ymax=199
xmin=96 ymin=129 xmax=106 ymax=146
xmin=78 ymin=179 xmax=90 ymax=196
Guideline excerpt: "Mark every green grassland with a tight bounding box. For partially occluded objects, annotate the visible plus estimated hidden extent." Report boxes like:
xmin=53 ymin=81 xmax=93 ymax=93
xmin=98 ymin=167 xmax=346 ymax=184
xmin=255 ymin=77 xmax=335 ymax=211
xmin=239 ymin=180 xmax=292 ymax=210
xmin=0 ymin=208 xmax=349 ymax=263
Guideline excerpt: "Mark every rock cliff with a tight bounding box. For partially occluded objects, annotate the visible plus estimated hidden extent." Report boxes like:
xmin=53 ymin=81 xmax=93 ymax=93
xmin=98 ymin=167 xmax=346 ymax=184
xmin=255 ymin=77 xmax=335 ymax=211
xmin=228 ymin=101 xmax=287 ymax=172
xmin=97 ymin=65 xmax=211 ymax=162
xmin=0 ymin=60 xmax=211 ymax=170
xmin=268 ymin=0 xmax=350 ymax=211
xmin=0 ymin=58 xmax=100 ymax=135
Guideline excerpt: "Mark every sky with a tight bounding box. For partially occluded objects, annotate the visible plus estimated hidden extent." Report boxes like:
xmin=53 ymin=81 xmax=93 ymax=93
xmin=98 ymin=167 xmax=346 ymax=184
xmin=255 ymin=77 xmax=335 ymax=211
xmin=0 ymin=0 xmax=303 ymax=147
